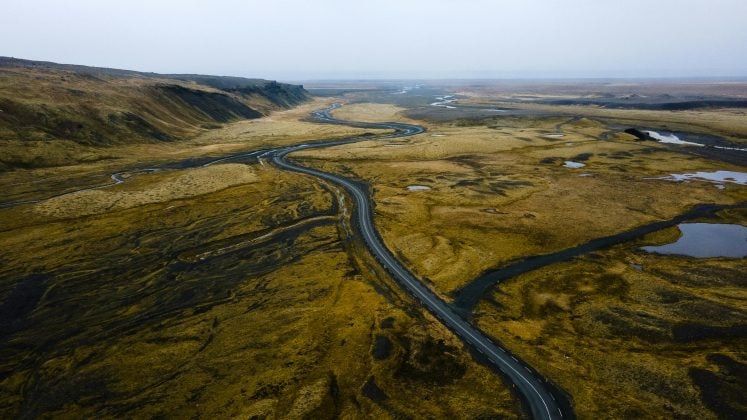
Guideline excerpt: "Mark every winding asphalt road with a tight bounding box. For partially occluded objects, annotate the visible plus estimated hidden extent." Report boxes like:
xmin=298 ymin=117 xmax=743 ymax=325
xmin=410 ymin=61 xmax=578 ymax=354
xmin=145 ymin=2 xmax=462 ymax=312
xmin=0 ymin=103 xmax=567 ymax=418
xmin=270 ymin=104 xmax=566 ymax=420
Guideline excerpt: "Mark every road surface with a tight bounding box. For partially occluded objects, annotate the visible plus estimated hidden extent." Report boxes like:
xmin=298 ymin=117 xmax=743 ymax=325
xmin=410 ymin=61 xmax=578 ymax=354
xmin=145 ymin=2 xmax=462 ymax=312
xmin=0 ymin=103 xmax=568 ymax=419
xmin=270 ymin=104 xmax=567 ymax=420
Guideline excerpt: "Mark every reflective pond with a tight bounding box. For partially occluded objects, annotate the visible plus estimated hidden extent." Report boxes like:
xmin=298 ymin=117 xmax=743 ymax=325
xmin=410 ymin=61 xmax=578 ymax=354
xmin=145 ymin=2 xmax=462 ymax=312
xmin=642 ymin=223 xmax=747 ymax=258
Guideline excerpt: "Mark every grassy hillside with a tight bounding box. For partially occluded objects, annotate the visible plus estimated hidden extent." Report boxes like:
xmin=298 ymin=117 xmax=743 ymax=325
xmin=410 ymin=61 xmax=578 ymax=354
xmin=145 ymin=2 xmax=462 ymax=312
xmin=0 ymin=57 xmax=310 ymax=170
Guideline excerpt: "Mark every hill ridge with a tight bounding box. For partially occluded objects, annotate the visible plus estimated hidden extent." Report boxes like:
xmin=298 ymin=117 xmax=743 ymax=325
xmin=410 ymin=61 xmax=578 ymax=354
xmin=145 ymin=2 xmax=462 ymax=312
xmin=0 ymin=57 xmax=311 ymax=170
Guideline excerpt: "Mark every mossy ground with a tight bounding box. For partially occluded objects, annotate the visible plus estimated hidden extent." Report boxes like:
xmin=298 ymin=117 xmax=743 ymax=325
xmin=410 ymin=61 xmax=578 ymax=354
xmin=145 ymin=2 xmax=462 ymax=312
xmin=475 ymin=219 xmax=746 ymax=418
xmin=2 ymin=92 xmax=746 ymax=418
xmin=0 ymin=136 xmax=520 ymax=418
xmin=0 ymin=99 xmax=388 ymax=205
xmin=297 ymin=105 xmax=745 ymax=297
xmin=297 ymin=101 xmax=747 ymax=418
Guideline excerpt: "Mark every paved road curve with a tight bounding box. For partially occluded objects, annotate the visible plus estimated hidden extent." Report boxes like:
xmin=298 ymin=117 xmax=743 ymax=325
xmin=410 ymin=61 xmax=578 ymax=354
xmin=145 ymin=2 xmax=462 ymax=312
xmin=270 ymin=104 xmax=567 ymax=420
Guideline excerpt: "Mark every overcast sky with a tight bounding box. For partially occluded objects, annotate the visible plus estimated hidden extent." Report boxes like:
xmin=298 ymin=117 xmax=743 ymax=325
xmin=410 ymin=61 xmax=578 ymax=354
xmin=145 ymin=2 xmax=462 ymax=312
xmin=2 ymin=0 xmax=746 ymax=80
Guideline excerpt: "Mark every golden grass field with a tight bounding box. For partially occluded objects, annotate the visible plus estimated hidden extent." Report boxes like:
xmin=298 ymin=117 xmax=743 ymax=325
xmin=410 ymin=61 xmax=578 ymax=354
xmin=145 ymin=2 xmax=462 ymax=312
xmin=0 ymin=99 xmax=388 ymax=205
xmin=476 ymin=207 xmax=747 ymax=418
xmin=297 ymin=103 xmax=745 ymax=295
xmin=2 ymin=88 xmax=746 ymax=418
xmin=295 ymin=100 xmax=747 ymax=418
xmin=455 ymin=90 xmax=747 ymax=143
xmin=0 ymin=102 xmax=520 ymax=418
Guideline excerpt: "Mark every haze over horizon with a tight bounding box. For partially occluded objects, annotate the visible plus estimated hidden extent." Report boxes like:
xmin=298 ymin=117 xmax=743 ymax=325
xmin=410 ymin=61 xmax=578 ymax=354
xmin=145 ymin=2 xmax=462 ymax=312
xmin=2 ymin=0 xmax=747 ymax=81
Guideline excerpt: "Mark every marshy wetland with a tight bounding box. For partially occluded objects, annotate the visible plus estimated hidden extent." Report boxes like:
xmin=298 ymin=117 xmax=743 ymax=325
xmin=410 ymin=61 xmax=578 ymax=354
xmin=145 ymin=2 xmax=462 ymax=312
xmin=295 ymin=84 xmax=747 ymax=418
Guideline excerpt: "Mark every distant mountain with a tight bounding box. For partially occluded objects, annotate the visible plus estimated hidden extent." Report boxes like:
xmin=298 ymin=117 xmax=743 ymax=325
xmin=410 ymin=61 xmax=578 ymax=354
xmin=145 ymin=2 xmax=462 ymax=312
xmin=0 ymin=57 xmax=311 ymax=170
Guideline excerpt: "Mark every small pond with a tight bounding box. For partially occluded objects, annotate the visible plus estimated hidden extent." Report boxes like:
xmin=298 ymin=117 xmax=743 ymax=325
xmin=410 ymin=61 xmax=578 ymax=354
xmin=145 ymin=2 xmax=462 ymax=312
xmin=564 ymin=161 xmax=586 ymax=168
xmin=641 ymin=223 xmax=747 ymax=258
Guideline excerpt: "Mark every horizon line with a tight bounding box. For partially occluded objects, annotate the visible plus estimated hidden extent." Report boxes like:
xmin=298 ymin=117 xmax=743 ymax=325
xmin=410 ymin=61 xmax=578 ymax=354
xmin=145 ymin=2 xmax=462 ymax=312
xmin=4 ymin=55 xmax=747 ymax=84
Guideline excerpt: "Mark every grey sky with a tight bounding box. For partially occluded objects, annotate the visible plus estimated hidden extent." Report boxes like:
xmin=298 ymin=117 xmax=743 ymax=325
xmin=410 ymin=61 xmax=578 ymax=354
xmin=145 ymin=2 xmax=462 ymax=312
xmin=2 ymin=0 xmax=746 ymax=80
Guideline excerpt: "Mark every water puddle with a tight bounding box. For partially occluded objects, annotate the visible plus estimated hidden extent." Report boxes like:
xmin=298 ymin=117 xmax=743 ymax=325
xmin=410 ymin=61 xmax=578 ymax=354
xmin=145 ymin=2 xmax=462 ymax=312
xmin=646 ymin=130 xmax=747 ymax=151
xmin=564 ymin=161 xmax=586 ymax=168
xmin=406 ymin=185 xmax=432 ymax=191
xmin=646 ymin=131 xmax=703 ymax=146
xmin=647 ymin=170 xmax=747 ymax=186
xmin=641 ymin=223 xmax=747 ymax=258
xmin=431 ymin=95 xmax=457 ymax=109
xmin=394 ymin=85 xmax=420 ymax=95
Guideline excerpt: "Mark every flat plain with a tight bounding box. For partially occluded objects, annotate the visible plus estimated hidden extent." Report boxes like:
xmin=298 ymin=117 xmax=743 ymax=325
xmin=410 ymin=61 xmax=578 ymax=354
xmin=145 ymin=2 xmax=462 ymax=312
xmin=296 ymin=84 xmax=747 ymax=418
xmin=2 ymin=71 xmax=746 ymax=418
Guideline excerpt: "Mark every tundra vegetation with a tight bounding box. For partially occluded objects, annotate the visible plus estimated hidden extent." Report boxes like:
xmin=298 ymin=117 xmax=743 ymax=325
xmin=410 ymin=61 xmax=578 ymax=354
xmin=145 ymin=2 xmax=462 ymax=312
xmin=297 ymin=94 xmax=747 ymax=418
xmin=1 ymin=63 xmax=746 ymax=418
